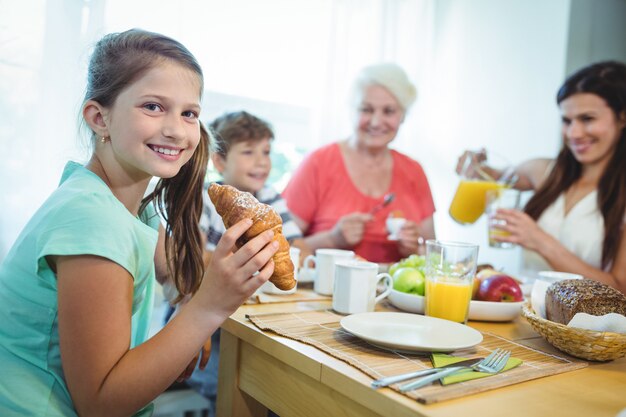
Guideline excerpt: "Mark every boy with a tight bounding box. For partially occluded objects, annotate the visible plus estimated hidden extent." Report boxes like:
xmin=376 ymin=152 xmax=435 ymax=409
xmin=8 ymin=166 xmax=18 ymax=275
xmin=188 ymin=110 xmax=308 ymax=416
xmin=200 ymin=111 xmax=306 ymax=264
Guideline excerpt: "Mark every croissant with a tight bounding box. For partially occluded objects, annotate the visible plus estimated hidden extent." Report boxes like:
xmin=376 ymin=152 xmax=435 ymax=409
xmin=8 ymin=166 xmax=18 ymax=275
xmin=208 ymin=183 xmax=296 ymax=290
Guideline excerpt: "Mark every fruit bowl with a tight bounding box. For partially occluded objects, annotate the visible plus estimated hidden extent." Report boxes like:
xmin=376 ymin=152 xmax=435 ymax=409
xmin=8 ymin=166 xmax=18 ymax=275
xmin=469 ymin=299 xmax=523 ymax=321
xmin=388 ymin=289 xmax=425 ymax=314
xmin=388 ymin=289 xmax=523 ymax=322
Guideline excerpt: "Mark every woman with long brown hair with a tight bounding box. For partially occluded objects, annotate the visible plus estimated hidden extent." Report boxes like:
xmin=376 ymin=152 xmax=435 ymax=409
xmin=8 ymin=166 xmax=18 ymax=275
xmin=458 ymin=61 xmax=626 ymax=294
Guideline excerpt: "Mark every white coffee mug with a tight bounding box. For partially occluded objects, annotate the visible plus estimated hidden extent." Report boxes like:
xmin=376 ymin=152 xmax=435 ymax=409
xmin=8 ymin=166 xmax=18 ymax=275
xmin=531 ymin=271 xmax=583 ymax=319
xmin=386 ymin=217 xmax=406 ymax=241
xmin=332 ymin=260 xmax=393 ymax=314
xmin=303 ymin=249 xmax=355 ymax=295
xmin=261 ymin=247 xmax=301 ymax=295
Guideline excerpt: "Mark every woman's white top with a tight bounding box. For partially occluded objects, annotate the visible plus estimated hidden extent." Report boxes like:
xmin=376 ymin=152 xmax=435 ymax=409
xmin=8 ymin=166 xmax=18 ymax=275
xmin=522 ymin=190 xmax=603 ymax=273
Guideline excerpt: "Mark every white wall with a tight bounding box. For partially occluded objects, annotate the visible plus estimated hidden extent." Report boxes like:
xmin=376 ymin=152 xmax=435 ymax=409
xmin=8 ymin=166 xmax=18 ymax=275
xmin=392 ymin=0 xmax=571 ymax=275
xmin=0 ymin=1 xmax=90 ymax=261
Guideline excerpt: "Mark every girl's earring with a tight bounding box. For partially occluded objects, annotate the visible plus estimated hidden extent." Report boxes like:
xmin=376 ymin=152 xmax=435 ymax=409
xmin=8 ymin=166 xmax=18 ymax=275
xmin=101 ymin=136 xmax=109 ymax=144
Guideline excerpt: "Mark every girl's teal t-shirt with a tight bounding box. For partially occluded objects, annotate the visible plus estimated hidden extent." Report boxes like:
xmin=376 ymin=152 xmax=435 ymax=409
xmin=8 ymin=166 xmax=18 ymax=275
xmin=0 ymin=162 xmax=160 ymax=416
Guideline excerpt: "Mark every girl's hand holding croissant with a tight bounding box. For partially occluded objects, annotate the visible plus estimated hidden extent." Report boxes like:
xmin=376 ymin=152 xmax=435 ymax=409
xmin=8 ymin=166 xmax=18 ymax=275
xmin=191 ymin=218 xmax=278 ymax=319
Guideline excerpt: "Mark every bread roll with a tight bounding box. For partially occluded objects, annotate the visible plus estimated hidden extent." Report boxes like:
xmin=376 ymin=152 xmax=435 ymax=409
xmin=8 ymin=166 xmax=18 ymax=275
xmin=207 ymin=183 xmax=295 ymax=290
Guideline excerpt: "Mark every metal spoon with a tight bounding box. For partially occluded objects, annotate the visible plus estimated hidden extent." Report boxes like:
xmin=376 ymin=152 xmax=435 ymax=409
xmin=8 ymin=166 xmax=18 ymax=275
xmin=369 ymin=193 xmax=395 ymax=215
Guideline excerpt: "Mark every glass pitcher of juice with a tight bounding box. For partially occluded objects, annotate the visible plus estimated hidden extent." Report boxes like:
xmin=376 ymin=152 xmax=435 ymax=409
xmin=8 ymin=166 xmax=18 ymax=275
xmin=449 ymin=152 xmax=511 ymax=225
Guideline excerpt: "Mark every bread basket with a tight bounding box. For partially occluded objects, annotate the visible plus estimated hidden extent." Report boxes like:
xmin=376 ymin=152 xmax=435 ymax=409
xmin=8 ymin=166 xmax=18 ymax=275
xmin=521 ymin=301 xmax=626 ymax=361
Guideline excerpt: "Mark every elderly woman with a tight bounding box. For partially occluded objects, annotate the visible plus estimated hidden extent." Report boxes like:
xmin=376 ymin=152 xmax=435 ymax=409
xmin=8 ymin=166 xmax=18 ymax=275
xmin=282 ymin=63 xmax=436 ymax=263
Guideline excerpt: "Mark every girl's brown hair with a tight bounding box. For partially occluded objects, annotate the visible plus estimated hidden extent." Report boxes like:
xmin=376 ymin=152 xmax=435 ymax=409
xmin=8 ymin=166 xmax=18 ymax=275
xmin=524 ymin=61 xmax=626 ymax=269
xmin=84 ymin=28 xmax=208 ymax=300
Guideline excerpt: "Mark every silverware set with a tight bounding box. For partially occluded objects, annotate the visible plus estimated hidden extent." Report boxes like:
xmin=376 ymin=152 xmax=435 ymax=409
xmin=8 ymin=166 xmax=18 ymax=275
xmin=371 ymin=348 xmax=511 ymax=392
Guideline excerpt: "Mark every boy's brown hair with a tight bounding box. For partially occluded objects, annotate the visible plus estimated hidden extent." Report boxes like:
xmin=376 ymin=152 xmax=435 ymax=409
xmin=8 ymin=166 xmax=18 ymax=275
xmin=210 ymin=111 xmax=274 ymax=157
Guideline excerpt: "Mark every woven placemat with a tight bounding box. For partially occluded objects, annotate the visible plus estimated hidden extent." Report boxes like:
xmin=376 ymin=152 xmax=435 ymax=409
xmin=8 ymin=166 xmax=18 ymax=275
xmin=247 ymin=309 xmax=588 ymax=404
xmin=245 ymin=288 xmax=331 ymax=305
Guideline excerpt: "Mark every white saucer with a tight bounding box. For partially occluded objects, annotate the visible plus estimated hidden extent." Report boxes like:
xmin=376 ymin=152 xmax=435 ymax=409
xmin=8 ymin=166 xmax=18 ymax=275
xmin=340 ymin=312 xmax=483 ymax=353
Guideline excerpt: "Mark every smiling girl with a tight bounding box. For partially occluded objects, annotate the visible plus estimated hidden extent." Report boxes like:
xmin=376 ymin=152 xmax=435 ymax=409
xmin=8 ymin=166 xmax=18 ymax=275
xmin=458 ymin=61 xmax=626 ymax=294
xmin=0 ymin=29 xmax=277 ymax=416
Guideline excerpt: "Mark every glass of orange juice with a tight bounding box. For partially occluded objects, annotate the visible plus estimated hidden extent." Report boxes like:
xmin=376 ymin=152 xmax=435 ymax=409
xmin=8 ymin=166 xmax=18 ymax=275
xmin=449 ymin=152 xmax=514 ymax=224
xmin=424 ymin=240 xmax=478 ymax=324
xmin=486 ymin=189 xmax=521 ymax=248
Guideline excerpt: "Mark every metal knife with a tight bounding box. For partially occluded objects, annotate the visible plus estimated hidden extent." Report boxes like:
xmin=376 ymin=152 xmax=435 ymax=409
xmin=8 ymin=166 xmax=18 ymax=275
xmin=371 ymin=357 xmax=483 ymax=389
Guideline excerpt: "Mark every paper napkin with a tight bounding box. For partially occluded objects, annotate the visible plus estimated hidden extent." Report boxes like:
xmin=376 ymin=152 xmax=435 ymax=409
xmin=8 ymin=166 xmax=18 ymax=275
xmin=568 ymin=312 xmax=626 ymax=334
xmin=431 ymin=353 xmax=522 ymax=385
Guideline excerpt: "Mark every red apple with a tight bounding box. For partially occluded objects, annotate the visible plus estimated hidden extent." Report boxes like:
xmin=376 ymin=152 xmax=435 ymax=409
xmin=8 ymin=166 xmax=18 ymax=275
xmin=476 ymin=268 xmax=501 ymax=280
xmin=472 ymin=276 xmax=481 ymax=300
xmin=476 ymin=275 xmax=523 ymax=302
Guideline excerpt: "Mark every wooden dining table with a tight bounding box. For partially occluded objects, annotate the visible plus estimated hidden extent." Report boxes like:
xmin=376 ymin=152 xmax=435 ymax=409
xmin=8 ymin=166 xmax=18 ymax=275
xmin=215 ymin=297 xmax=626 ymax=417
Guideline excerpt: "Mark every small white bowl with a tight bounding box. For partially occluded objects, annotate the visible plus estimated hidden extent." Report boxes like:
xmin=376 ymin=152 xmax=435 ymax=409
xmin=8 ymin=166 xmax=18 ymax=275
xmin=260 ymin=280 xmax=297 ymax=295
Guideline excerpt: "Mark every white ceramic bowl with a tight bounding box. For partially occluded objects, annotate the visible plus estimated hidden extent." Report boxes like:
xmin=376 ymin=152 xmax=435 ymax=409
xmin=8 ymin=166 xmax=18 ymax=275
xmin=468 ymin=299 xmax=524 ymax=322
xmin=388 ymin=289 xmax=523 ymax=322
xmin=388 ymin=289 xmax=425 ymax=314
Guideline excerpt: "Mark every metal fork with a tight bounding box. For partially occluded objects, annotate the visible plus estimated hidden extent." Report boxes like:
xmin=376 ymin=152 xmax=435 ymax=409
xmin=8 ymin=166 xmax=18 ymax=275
xmin=399 ymin=348 xmax=511 ymax=392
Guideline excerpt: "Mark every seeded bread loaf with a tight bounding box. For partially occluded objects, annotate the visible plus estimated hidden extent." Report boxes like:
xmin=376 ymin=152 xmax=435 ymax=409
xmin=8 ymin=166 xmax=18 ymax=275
xmin=545 ymin=279 xmax=626 ymax=325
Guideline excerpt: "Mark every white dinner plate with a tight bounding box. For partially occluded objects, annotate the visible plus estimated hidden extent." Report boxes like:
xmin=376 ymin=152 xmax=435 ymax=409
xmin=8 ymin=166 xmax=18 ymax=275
xmin=340 ymin=312 xmax=483 ymax=353
xmin=388 ymin=289 xmax=524 ymax=322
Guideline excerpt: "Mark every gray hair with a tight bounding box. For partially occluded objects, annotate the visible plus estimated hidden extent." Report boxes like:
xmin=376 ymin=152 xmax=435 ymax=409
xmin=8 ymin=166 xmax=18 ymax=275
xmin=350 ymin=63 xmax=417 ymax=112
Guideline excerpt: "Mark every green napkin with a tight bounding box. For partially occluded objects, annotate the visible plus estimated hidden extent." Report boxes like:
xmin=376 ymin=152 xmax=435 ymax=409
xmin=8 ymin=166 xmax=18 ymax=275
xmin=431 ymin=353 xmax=522 ymax=385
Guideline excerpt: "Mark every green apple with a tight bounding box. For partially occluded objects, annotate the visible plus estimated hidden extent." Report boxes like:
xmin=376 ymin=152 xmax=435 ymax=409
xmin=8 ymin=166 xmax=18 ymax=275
xmin=389 ymin=262 xmax=402 ymax=277
xmin=389 ymin=255 xmax=427 ymax=277
xmin=393 ymin=267 xmax=425 ymax=296
xmin=405 ymin=254 xmax=426 ymax=269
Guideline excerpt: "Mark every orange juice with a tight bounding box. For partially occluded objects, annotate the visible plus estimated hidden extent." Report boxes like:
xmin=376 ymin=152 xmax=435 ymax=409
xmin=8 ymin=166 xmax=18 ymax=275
xmin=425 ymin=278 xmax=473 ymax=323
xmin=488 ymin=227 xmax=513 ymax=247
xmin=449 ymin=180 xmax=504 ymax=224
xmin=486 ymin=188 xmax=520 ymax=249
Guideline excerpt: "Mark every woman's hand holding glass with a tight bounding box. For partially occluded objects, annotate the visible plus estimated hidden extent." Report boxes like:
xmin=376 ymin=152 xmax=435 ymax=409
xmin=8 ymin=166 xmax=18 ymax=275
xmin=490 ymin=208 xmax=553 ymax=252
